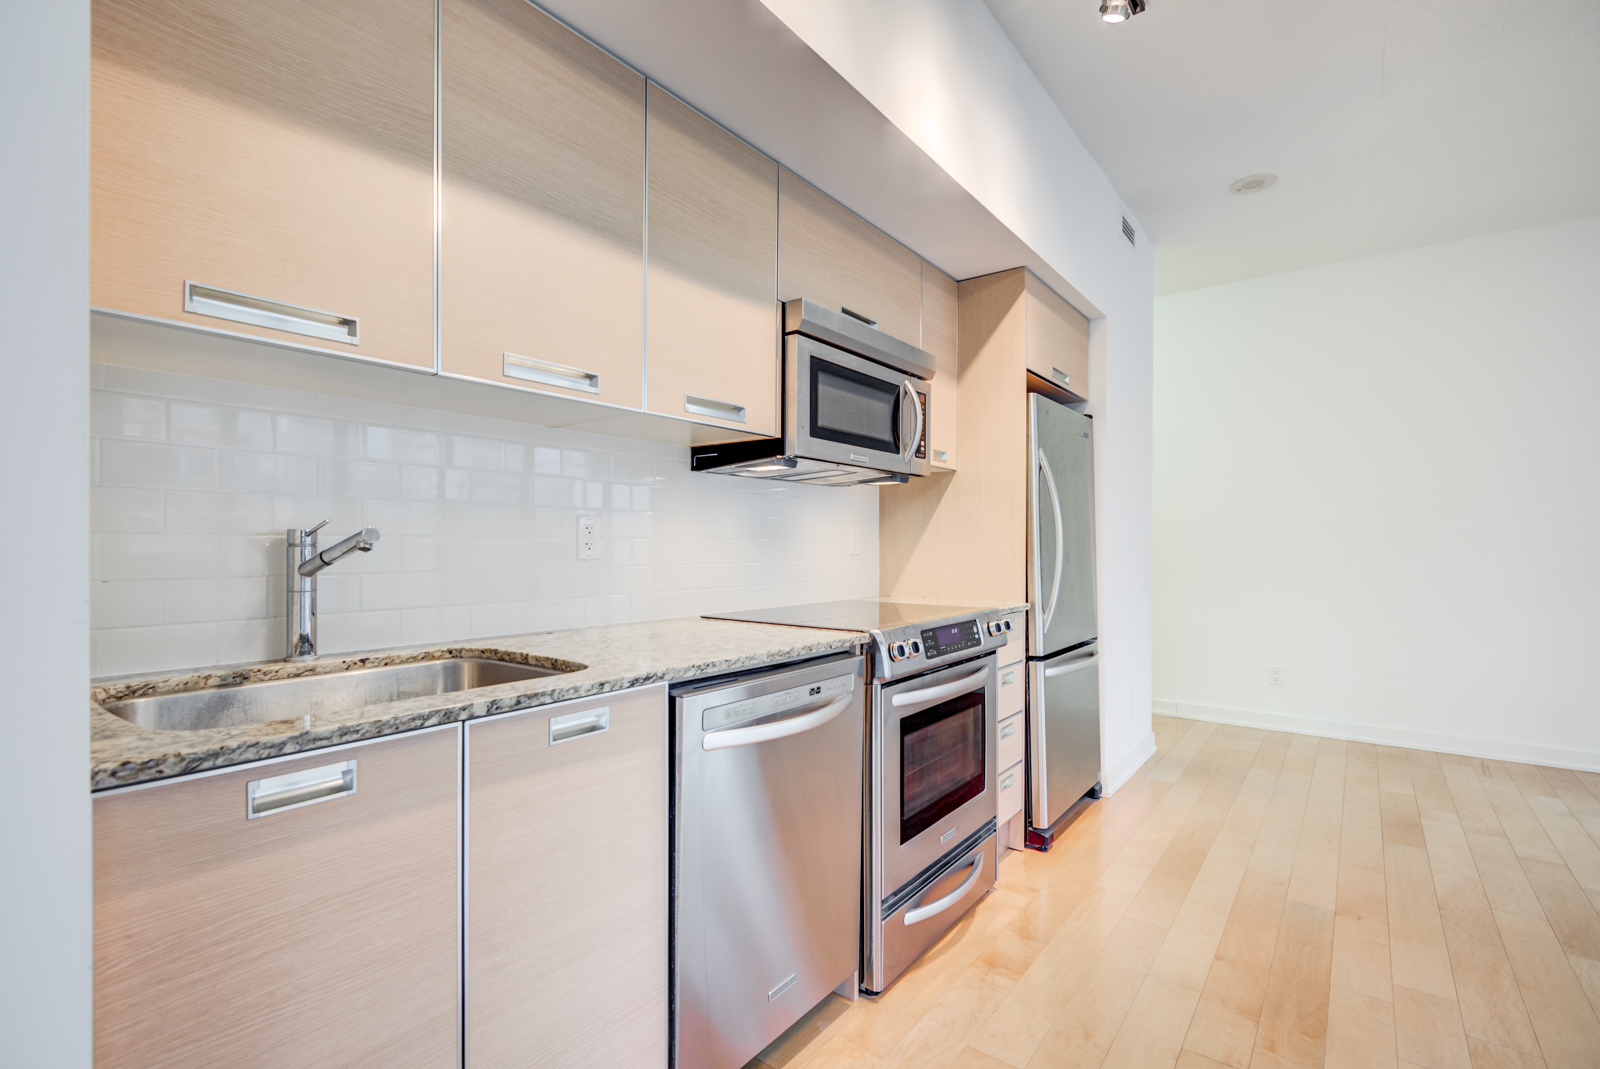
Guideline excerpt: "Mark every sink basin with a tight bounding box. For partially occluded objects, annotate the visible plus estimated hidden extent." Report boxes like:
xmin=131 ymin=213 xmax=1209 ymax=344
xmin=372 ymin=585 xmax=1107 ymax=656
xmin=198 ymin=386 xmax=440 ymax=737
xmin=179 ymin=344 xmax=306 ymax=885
xmin=101 ymin=656 xmax=577 ymax=731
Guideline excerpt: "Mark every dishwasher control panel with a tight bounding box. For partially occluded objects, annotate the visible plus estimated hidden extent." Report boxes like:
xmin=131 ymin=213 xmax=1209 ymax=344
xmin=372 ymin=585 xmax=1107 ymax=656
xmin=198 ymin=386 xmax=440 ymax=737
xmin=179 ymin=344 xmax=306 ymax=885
xmin=701 ymin=672 xmax=854 ymax=730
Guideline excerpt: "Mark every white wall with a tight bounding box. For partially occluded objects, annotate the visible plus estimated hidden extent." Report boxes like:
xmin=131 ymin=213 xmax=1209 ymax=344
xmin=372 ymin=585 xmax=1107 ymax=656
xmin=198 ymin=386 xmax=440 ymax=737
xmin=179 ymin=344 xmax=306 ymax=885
xmin=89 ymin=346 xmax=878 ymax=678
xmin=757 ymin=0 xmax=1158 ymax=791
xmin=1154 ymin=215 xmax=1600 ymax=769
xmin=0 ymin=0 xmax=93 ymax=1063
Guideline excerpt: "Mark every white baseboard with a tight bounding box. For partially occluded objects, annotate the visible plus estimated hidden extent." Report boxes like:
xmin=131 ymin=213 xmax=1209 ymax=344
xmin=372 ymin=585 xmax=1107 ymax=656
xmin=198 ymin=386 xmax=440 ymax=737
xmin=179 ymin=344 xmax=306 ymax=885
xmin=1102 ymin=732 xmax=1158 ymax=795
xmin=1153 ymin=698 xmax=1600 ymax=774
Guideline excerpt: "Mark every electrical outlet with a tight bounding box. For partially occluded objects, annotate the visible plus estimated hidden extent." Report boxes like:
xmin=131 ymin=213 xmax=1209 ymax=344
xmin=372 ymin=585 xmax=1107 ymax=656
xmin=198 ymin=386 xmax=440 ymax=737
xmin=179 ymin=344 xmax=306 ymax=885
xmin=1269 ymin=665 xmax=1285 ymax=686
xmin=848 ymin=524 xmax=861 ymax=557
xmin=577 ymin=514 xmax=600 ymax=560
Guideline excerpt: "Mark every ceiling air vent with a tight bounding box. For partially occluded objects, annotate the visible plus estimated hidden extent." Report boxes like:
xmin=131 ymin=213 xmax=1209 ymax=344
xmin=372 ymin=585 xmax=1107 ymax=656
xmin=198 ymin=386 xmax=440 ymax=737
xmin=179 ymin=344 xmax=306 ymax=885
xmin=1121 ymin=216 xmax=1136 ymax=246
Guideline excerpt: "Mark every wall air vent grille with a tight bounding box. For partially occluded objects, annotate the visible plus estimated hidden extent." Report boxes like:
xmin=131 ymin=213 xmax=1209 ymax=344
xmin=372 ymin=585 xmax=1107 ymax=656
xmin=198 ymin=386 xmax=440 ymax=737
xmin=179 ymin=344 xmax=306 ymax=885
xmin=1121 ymin=216 xmax=1136 ymax=246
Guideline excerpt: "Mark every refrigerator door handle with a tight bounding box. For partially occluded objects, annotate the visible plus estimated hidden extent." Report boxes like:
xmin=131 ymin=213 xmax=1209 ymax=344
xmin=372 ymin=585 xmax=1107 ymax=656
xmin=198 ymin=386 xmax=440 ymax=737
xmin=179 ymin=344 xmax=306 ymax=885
xmin=1044 ymin=651 xmax=1098 ymax=678
xmin=1037 ymin=448 xmax=1065 ymax=633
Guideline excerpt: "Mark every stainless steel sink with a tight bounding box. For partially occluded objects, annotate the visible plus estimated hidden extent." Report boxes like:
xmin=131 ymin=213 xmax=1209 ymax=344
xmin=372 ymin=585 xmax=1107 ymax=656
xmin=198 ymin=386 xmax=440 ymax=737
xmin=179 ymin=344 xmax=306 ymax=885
xmin=101 ymin=657 xmax=577 ymax=731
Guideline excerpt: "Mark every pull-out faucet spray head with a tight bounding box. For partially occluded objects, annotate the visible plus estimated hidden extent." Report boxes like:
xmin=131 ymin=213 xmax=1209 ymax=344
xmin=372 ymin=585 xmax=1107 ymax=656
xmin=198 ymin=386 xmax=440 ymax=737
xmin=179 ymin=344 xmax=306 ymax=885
xmin=297 ymin=527 xmax=380 ymax=577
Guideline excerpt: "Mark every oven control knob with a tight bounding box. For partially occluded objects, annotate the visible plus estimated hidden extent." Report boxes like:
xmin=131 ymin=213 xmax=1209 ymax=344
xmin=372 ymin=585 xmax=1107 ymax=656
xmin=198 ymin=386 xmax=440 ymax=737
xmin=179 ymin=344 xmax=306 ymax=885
xmin=889 ymin=641 xmax=909 ymax=661
xmin=908 ymin=639 xmax=923 ymax=656
xmin=988 ymin=619 xmax=1012 ymax=636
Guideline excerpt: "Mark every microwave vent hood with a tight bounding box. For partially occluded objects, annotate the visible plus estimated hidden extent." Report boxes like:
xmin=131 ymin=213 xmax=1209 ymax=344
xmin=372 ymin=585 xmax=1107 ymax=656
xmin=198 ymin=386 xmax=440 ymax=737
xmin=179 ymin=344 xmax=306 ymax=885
xmin=690 ymin=438 xmax=909 ymax=486
xmin=783 ymin=299 xmax=934 ymax=380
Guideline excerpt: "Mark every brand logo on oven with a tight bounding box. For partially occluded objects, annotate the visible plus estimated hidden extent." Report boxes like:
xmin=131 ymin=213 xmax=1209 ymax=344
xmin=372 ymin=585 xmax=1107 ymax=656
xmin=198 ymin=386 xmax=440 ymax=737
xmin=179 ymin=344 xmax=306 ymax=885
xmin=808 ymin=685 xmax=822 ymax=696
xmin=849 ymin=453 xmax=869 ymax=463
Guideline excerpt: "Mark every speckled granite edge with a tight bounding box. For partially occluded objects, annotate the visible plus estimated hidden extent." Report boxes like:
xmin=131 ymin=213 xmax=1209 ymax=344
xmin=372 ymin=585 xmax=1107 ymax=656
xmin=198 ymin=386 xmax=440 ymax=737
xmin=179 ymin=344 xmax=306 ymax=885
xmin=91 ymin=617 xmax=866 ymax=791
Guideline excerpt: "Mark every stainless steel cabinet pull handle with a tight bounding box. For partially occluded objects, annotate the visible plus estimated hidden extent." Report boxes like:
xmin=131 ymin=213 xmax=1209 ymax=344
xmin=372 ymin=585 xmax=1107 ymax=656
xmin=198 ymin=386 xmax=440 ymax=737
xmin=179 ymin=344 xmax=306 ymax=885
xmin=503 ymin=352 xmax=601 ymax=394
xmin=1001 ymin=773 xmax=1015 ymax=789
xmin=890 ymin=664 xmax=990 ymax=708
xmin=247 ymin=760 xmax=356 ymax=818
xmin=703 ymin=694 xmax=851 ymax=751
xmin=1044 ymin=652 xmax=1098 ymax=678
xmin=549 ymin=706 xmax=610 ymax=745
xmin=684 ymin=394 xmax=748 ymax=424
xmin=185 ymin=281 xmax=359 ymax=345
xmin=1001 ymin=670 xmax=1015 ymax=685
xmin=903 ymin=850 xmax=984 ymax=926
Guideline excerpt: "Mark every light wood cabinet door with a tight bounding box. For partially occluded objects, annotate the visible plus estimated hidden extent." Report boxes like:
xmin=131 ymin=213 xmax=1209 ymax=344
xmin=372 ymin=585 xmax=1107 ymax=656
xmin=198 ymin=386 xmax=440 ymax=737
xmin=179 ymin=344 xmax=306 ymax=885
xmin=441 ymin=0 xmax=645 ymax=409
xmin=467 ymin=685 xmax=668 ymax=1068
xmin=94 ymin=728 xmax=461 ymax=1069
xmin=778 ymin=167 xmax=922 ymax=347
xmin=91 ymin=0 xmax=435 ymax=369
xmin=921 ymin=260 xmax=960 ymax=470
xmin=1024 ymin=272 xmax=1090 ymax=400
xmin=645 ymin=86 xmax=779 ymax=437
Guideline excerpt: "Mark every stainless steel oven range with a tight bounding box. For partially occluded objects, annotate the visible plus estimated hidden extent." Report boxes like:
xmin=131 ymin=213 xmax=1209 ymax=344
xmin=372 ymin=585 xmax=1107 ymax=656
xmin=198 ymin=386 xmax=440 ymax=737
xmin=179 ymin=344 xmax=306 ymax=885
xmin=706 ymin=599 xmax=1012 ymax=995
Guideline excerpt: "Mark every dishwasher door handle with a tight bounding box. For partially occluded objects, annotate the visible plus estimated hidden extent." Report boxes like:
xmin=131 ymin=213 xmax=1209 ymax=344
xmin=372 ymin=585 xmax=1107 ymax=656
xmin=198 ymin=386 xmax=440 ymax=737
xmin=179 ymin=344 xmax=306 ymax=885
xmin=702 ymin=694 xmax=852 ymax=751
xmin=904 ymin=850 xmax=985 ymax=926
xmin=889 ymin=664 xmax=991 ymax=708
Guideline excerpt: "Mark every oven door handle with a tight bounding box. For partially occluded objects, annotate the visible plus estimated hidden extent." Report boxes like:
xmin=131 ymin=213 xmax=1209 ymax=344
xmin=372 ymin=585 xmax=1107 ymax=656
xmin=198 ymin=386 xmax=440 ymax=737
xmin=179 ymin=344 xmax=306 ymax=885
xmin=702 ymin=694 xmax=852 ymax=751
xmin=889 ymin=664 xmax=991 ymax=709
xmin=904 ymin=850 xmax=985 ymax=926
xmin=899 ymin=379 xmax=924 ymax=463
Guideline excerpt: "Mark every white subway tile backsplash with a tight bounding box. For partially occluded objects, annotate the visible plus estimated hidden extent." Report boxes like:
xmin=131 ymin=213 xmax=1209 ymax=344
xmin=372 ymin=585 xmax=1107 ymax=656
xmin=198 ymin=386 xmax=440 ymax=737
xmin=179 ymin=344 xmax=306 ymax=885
xmin=90 ymin=361 xmax=878 ymax=677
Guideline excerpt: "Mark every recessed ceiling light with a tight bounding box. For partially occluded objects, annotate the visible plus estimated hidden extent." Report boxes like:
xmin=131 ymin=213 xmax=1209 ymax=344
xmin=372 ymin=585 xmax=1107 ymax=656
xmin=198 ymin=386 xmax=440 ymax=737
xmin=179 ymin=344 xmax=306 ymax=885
xmin=1100 ymin=0 xmax=1145 ymax=23
xmin=1229 ymin=174 xmax=1278 ymax=194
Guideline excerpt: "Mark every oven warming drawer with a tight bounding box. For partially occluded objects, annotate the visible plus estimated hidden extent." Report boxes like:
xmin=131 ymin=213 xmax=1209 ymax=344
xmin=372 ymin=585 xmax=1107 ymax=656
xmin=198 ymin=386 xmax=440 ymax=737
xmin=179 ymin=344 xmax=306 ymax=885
xmin=866 ymin=823 xmax=996 ymax=995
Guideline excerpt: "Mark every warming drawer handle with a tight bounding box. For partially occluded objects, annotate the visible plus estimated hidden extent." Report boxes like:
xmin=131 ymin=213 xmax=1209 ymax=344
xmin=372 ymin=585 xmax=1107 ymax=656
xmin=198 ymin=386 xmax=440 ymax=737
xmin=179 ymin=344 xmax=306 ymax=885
xmin=246 ymin=760 xmax=356 ymax=818
xmin=1044 ymin=651 xmax=1098 ymax=678
xmin=903 ymin=850 xmax=985 ymax=926
xmin=889 ymin=664 xmax=991 ymax=708
xmin=702 ymin=694 xmax=852 ymax=751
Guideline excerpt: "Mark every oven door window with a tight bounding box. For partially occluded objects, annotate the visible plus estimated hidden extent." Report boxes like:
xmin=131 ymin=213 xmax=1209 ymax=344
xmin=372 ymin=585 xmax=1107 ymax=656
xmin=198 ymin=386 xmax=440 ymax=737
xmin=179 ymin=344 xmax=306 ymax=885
xmin=809 ymin=356 xmax=901 ymax=454
xmin=900 ymin=691 xmax=986 ymax=844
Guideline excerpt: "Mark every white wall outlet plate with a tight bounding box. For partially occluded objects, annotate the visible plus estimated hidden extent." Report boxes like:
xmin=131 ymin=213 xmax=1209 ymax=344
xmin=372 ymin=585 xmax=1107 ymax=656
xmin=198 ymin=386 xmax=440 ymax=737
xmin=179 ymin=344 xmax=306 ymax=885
xmin=848 ymin=524 xmax=861 ymax=557
xmin=577 ymin=514 xmax=600 ymax=560
xmin=1269 ymin=665 xmax=1285 ymax=686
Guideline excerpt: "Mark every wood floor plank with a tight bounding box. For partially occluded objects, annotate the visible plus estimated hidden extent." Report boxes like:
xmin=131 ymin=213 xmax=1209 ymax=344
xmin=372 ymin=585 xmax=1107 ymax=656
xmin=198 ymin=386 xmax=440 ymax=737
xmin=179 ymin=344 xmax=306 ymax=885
xmin=1509 ymin=768 xmax=1600 ymax=895
xmin=1382 ymin=791 xmax=1458 ymax=1001
xmin=1535 ymin=767 xmax=1600 ymax=851
xmin=1491 ymin=909 xmax=1600 ymax=1069
xmin=1392 ymin=986 xmax=1471 ymax=1069
xmin=1517 ymin=858 xmax=1600 ymax=961
xmin=1463 ymin=830 xmax=1547 ymax=921
xmin=1379 ymin=747 xmax=1418 ymax=797
xmin=1022 ymin=961 xmax=1145 ymax=1069
xmin=948 ymin=1048 xmax=1020 ymax=1069
xmin=1178 ymin=1051 xmax=1237 ymax=1069
xmin=1439 ymin=761 xmax=1510 ymax=840
xmin=1332 ymin=930 xmax=1394 ymax=1002
xmin=1565 ymin=953 xmax=1600 ymax=1021
xmin=1182 ymin=870 xmax=1291 ymax=1068
xmin=1464 ymin=1039 xmax=1547 ymax=1069
xmin=1248 ymin=899 xmax=1335 ymax=1069
xmin=1337 ymin=820 xmax=1391 ymax=946
xmin=1325 ymin=986 xmax=1398 ymax=1069
xmin=878 ymin=963 xmax=1013 ymax=1069
xmin=1099 ymin=975 xmax=1201 ymax=1069
xmin=1344 ymin=743 xmax=1384 ymax=831
xmin=1287 ymin=800 xmax=1343 ymax=911
xmin=1149 ymin=721 xmax=1220 ymax=783
xmin=1101 ymin=730 xmax=1242 ymax=895
xmin=1479 ymin=764 xmax=1567 ymax=867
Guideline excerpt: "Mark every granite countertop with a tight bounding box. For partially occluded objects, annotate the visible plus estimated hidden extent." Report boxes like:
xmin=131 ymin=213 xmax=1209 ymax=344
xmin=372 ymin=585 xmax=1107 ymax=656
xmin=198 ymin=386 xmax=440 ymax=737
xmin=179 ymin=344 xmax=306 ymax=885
xmin=90 ymin=617 xmax=866 ymax=791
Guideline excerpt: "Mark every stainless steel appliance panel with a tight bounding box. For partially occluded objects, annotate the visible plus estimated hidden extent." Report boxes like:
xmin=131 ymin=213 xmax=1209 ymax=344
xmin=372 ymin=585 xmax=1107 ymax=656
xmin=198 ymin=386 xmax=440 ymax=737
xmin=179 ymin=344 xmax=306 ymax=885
xmin=873 ymin=829 xmax=996 ymax=992
xmin=873 ymin=654 xmax=998 ymax=895
xmin=786 ymin=334 xmax=926 ymax=478
xmin=1029 ymin=643 xmax=1101 ymax=829
xmin=673 ymin=655 xmax=866 ymax=1069
xmin=1027 ymin=395 xmax=1097 ymax=657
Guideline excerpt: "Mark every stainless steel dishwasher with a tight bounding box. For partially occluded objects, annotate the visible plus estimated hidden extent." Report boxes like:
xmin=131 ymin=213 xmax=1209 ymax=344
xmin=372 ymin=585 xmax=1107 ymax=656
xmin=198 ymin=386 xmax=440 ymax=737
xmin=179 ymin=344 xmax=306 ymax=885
xmin=671 ymin=651 xmax=866 ymax=1069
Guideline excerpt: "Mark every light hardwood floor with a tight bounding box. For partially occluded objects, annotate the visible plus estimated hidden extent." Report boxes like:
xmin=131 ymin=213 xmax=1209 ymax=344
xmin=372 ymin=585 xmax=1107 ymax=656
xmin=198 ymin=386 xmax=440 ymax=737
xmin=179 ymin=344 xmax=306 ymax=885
xmin=746 ymin=716 xmax=1600 ymax=1069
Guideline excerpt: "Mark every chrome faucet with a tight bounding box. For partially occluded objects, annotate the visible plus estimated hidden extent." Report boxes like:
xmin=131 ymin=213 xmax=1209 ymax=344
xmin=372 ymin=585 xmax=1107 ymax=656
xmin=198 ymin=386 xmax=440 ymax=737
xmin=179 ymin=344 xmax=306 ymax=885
xmin=285 ymin=520 xmax=380 ymax=661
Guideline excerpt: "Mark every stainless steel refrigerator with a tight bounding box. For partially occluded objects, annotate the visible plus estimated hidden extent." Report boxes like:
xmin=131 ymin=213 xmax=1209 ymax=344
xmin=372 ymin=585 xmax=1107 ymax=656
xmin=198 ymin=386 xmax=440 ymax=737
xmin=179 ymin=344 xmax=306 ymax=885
xmin=1024 ymin=393 xmax=1100 ymax=849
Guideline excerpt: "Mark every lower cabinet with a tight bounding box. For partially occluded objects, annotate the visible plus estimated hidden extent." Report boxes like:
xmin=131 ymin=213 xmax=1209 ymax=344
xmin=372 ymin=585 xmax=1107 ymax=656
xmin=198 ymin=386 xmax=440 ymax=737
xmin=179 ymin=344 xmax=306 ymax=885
xmin=466 ymin=684 xmax=669 ymax=1068
xmin=93 ymin=726 xmax=461 ymax=1069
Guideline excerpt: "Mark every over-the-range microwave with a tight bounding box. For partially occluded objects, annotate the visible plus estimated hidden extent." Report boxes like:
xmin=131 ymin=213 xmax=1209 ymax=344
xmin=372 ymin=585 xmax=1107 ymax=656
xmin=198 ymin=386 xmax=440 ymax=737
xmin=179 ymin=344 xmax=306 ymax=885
xmin=690 ymin=299 xmax=933 ymax=486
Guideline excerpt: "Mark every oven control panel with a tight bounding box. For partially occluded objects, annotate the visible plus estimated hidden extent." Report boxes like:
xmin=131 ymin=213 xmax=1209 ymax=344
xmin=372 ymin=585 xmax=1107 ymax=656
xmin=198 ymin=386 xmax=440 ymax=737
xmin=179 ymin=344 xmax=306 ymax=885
xmin=919 ymin=620 xmax=982 ymax=659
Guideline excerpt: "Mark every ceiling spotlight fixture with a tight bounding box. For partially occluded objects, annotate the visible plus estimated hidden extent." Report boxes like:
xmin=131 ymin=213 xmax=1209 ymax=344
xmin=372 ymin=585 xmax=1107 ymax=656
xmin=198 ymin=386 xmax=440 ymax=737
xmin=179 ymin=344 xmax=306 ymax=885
xmin=1228 ymin=173 xmax=1278 ymax=194
xmin=1100 ymin=0 xmax=1145 ymax=23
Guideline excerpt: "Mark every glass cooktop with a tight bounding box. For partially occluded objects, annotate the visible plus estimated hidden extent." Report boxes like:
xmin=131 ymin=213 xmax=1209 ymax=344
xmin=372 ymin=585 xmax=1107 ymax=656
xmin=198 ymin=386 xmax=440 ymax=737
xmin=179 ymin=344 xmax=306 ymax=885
xmin=705 ymin=599 xmax=984 ymax=633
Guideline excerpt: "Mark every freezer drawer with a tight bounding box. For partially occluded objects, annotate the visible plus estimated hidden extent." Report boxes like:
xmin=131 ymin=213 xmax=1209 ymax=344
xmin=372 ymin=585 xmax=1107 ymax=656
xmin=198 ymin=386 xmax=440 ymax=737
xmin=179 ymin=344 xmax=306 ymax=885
xmin=1029 ymin=643 xmax=1100 ymax=832
xmin=872 ymin=827 xmax=996 ymax=993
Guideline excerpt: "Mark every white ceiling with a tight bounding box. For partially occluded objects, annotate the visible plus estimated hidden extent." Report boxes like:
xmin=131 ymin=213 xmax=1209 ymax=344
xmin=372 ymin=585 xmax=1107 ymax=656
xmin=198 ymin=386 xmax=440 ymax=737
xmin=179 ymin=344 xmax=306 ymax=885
xmin=984 ymin=0 xmax=1600 ymax=293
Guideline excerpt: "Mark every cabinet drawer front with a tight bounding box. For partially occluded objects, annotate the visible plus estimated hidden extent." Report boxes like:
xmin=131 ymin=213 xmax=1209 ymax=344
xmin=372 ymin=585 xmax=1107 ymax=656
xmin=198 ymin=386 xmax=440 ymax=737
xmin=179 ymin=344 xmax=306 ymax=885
xmin=998 ymin=712 xmax=1024 ymax=773
xmin=998 ymin=612 xmax=1026 ymax=669
xmin=466 ymin=685 xmax=668 ymax=1067
xmin=91 ymin=0 xmax=436 ymax=369
xmin=440 ymin=0 xmax=645 ymax=409
xmin=94 ymin=727 xmax=461 ymax=1069
xmin=998 ymin=759 xmax=1025 ymax=822
xmin=997 ymin=663 xmax=1025 ymax=720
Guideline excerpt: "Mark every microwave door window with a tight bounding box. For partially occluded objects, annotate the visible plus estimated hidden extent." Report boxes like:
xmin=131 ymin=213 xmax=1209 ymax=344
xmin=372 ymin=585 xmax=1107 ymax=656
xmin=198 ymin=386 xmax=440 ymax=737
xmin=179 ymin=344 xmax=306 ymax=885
xmin=900 ymin=692 xmax=986 ymax=844
xmin=810 ymin=358 xmax=900 ymax=454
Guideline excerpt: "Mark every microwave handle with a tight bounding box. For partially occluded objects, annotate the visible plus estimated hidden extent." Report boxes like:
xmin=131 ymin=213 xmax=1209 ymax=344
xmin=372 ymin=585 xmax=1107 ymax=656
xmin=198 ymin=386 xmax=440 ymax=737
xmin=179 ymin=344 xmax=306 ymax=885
xmin=899 ymin=380 xmax=924 ymax=463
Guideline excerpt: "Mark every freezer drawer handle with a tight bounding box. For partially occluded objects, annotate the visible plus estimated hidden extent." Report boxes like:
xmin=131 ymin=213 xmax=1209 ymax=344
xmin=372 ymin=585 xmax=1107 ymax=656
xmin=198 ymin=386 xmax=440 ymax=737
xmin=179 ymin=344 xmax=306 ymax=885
xmin=1044 ymin=652 xmax=1098 ymax=678
xmin=889 ymin=664 xmax=991 ymax=708
xmin=549 ymin=707 xmax=610 ymax=745
xmin=903 ymin=850 xmax=985 ymax=926
xmin=246 ymin=760 xmax=356 ymax=818
xmin=702 ymin=694 xmax=851 ymax=751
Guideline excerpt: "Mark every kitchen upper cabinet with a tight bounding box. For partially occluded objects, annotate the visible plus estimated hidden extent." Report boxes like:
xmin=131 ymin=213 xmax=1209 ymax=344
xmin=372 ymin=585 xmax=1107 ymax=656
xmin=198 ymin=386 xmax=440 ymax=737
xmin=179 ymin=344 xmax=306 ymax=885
xmin=467 ymin=686 xmax=668 ymax=1068
xmin=1023 ymin=272 xmax=1090 ymax=401
xmin=94 ymin=728 xmax=460 ymax=1069
xmin=778 ymin=167 xmax=922 ymax=347
xmin=441 ymin=0 xmax=645 ymax=408
xmin=921 ymin=260 xmax=960 ymax=471
xmin=645 ymin=86 xmax=779 ymax=436
xmin=91 ymin=0 xmax=436 ymax=369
